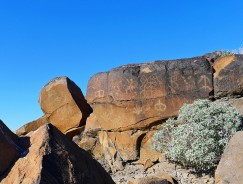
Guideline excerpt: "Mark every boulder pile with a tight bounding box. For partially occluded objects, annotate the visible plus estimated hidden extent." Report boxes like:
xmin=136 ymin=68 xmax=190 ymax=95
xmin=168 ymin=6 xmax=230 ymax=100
xmin=0 ymin=121 xmax=114 ymax=184
xmin=2 ymin=52 xmax=243 ymax=184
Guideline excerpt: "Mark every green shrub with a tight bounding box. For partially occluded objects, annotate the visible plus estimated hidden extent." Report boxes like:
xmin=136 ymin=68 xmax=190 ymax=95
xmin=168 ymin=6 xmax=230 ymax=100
xmin=152 ymin=99 xmax=241 ymax=172
xmin=215 ymin=50 xmax=234 ymax=57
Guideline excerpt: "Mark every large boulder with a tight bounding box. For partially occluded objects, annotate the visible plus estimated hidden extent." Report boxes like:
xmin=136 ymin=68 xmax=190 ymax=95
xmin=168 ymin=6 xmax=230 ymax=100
xmin=17 ymin=76 xmax=92 ymax=136
xmin=0 ymin=123 xmax=114 ymax=184
xmin=39 ymin=76 xmax=92 ymax=133
xmin=86 ymin=57 xmax=213 ymax=131
xmin=215 ymin=131 xmax=243 ymax=184
xmin=0 ymin=120 xmax=21 ymax=175
xmin=214 ymin=55 xmax=243 ymax=98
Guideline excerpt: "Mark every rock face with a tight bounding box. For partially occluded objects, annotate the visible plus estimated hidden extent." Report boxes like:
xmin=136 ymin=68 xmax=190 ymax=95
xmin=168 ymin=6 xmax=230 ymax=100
xmin=16 ymin=76 xmax=92 ymax=137
xmin=0 ymin=123 xmax=114 ymax=184
xmin=215 ymin=131 xmax=243 ymax=184
xmin=86 ymin=57 xmax=213 ymax=131
xmin=0 ymin=120 xmax=21 ymax=175
xmin=214 ymin=55 xmax=243 ymax=98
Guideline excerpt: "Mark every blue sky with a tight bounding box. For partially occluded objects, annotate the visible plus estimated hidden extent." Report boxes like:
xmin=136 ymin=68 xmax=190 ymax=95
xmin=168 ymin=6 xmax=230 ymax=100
xmin=0 ymin=0 xmax=243 ymax=131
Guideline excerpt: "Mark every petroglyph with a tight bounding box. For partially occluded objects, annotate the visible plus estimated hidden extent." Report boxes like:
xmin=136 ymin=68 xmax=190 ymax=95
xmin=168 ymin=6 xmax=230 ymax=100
xmin=133 ymin=105 xmax=143 ymax=115
xmin=169 ymin=69 xmax=195 ymax=92
xmin=183 ymin=76 xmax=196 ymax=91
xmin=95 ymin=90 xmax=105 ymax=98
xmin=109 ymin=79 xmax=123 ymax=97
xmin=155 ymin=100 xmax=167 ymax=112
xmin=170 ymin=70 xmax=181 ymax=82
xmin=102 ymin=111 xmax=111 ymax=121
xmin=125 ymin=79 xmax=136 ymax=94
xmin=141 ymin=74 xmax=165 ymax=97
xmin=199 ymin=75 xmax=212 ymax=91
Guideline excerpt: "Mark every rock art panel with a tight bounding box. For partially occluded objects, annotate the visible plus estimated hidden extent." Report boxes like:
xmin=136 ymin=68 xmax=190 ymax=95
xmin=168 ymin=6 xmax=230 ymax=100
xmin=86 ymin=57 xmax=214 ymax=131
xmin=86 ymin=72 xmax=109 ymax=103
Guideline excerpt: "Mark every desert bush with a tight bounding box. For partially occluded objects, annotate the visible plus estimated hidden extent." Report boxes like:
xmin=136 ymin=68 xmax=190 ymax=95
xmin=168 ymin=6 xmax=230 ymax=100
xmin=152 ymin=99 xmax=241 ymax=172
xmin=215 ymin=50 xmax=234 ymax=57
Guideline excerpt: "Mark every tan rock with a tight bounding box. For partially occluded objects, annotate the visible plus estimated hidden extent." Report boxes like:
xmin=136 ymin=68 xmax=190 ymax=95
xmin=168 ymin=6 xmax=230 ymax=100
xmin=229 ymin=97 xmax=243 ymax=116
xmin=84 ymin=113 xmax=101 ymax=132
xmin=215 ymin=131 xmax=243 ymax=184
xmin=0 ymin=123 xmax=114 ymax=184
xmin=99 ymin=131 xmax=145 ymax=162
xmin=78 ymin=134 xmax=97 ymax=152
xmin=0 ymin=120 xmax=20 ymax=175
xmin=115 ymin=131 xmax=145 ymax=161
xmin=137 ymin=131 xmax=161 ymax=169
xmin=39 ymin=76 xmax=92 ymax=133
xmin=98 ymin=131 xmax=123 ymax=171
xmin=65 ymin=126 xmax=84 ymax=138
xmin=16 ymin=116 xmax=48 ymax=136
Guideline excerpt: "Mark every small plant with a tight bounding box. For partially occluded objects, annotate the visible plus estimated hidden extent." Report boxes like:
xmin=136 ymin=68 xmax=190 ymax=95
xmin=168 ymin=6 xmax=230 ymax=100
xmin=231 ymin=46 xmax=243 ymax=54
xmin=215 ymin=50 xmax=234 ymax=57
xmin=152 ymin=99 xmax=241 ymax=172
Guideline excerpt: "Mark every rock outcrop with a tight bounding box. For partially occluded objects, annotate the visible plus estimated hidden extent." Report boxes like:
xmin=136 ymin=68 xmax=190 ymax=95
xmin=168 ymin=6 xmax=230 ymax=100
xmin=86 ymin=57 xmax=214 ymax=131
xmin=0 ymin=120 xmax=21 ymax=175
xmin=13 ymin=52 xmax=243 ymax=184
xmin=82 ymin=56 xmax=215 ymax=172
xmin=0 ymin=123 xmax=114 ymax=184
xmin=16 ymin=76 xmax=92 ymax=137
xmin=81 ymin=53 xmax=243 ymax=183
xmin=215 ymin=131 xmax=243 ymax=184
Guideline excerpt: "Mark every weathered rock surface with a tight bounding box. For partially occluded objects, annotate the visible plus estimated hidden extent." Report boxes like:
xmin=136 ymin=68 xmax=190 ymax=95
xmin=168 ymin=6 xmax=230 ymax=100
xmin=86 ymin=57 xmax=213 ymax=131
xmin=0 ymin=123 xmax=114 ymax=184
xmin=214 ymin=55 xmax=243 ymax=98
xmin=136 ymin=131 xmax=161 ymax=170
xmin=97 ymin=131 xmax=146 ymax=171
xmin=215 ymin=131 xmax=243 ymax=184
xmin=39 ymin=76 xmax=92 ymax=133
xmin=228 ymin=97 xmax=243 ymax=116
xmin=0 ymin=120 xmax=21 ymax=175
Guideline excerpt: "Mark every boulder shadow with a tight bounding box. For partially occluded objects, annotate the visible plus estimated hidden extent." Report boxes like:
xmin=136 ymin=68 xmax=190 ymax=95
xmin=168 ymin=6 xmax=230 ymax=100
xmin=0 ymin=136 xmax=30 ymax=182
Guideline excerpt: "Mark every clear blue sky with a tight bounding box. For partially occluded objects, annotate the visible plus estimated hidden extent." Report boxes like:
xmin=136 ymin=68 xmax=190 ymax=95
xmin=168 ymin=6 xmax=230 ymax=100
xmin=0 ymin=0 xmax=243 ymax=131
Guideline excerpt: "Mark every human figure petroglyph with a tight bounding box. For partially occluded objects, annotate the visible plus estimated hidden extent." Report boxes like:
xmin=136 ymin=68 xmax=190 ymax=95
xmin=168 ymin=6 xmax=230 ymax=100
xmin=155 ymin=100 xmax=167 ymax=112
xmin=199 ymin=75 xmax=212 ymax=91
xmin=133 ymin=105 xmax=143 ymax=115
xmin=125 ymin=79 xmax=136 ymax=94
